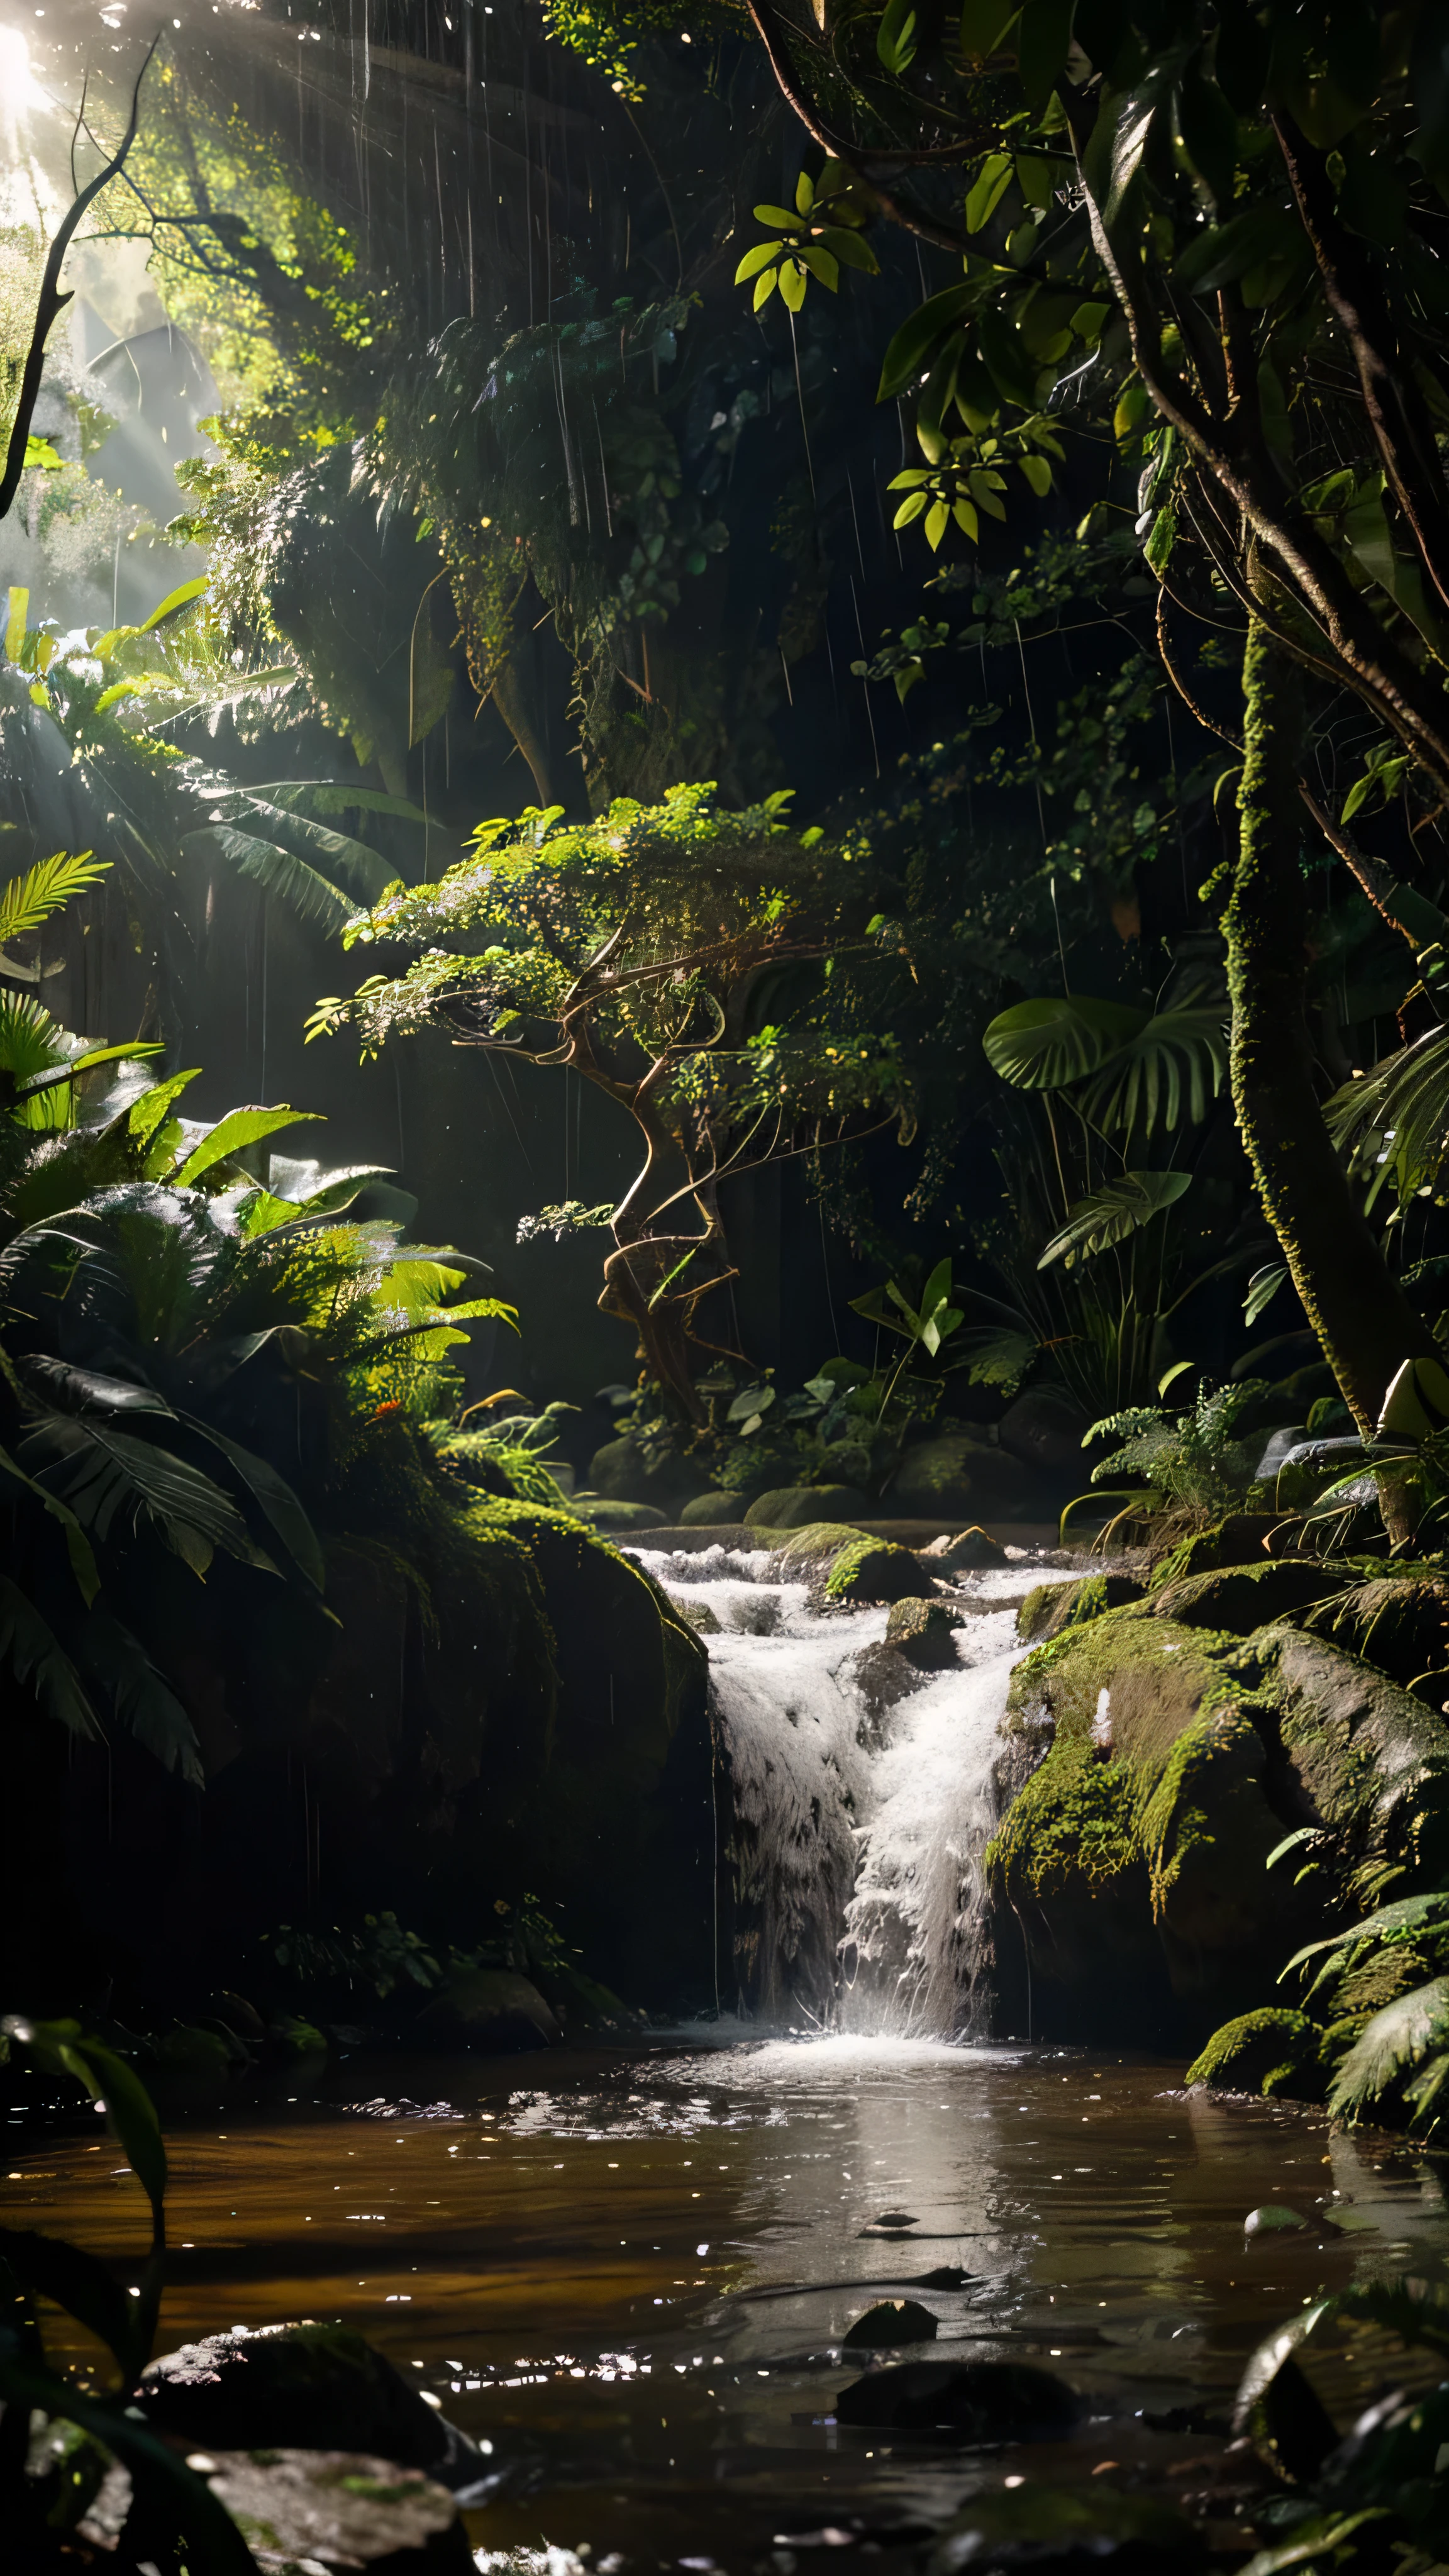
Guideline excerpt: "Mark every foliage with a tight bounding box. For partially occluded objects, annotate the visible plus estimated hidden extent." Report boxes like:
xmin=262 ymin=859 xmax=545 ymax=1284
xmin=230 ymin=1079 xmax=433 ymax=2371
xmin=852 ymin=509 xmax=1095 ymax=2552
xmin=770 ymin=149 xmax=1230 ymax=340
xmin=734 ymin=163 xmax=879 ymax=316
xmin=1083 ymin=1379 xmax=1282 ymax=1538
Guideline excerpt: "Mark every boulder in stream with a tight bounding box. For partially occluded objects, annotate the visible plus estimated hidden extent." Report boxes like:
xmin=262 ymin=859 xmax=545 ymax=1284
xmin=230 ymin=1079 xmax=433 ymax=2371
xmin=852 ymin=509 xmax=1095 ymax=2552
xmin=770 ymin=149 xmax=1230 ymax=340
xmin=411 ymin=1966 xmax=560 ymax=2052
xmin=843 ymin=2297 xmax=938 ymax=2345
xmin=136 ymin=2322 xmax=489 ymax=2495
xmin=199 ymin=2449 xmax=470 ymax=2570
xmin=826 ymin=1538 xmax=929 ymax=1605
xmin=835 ymin=2357 xmax=1080 ymax=2439
xmin=884 ymin=1597 xmax=965 ymax=1668
xmin=1016 ymin=1571 xmax=1144 ymax=1642
xmin=681 ymin=1488 xmax=750 ymax=1524
xmin=921 ymin=1526 xmax=1006 ymax=1569
xmin=745 ymin=1484 xmax=872 ymax=1530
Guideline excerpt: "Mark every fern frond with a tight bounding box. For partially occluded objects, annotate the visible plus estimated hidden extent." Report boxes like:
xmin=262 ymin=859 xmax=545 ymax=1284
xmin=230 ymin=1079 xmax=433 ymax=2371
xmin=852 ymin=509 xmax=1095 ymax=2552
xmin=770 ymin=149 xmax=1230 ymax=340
xmin=0 ymin=852 xmax=109 ymax=943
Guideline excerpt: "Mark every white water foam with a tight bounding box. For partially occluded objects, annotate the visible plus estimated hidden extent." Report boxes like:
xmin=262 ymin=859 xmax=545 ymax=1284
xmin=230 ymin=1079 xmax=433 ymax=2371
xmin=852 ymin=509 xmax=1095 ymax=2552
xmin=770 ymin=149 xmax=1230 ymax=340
xmin=632 ymin=1546 xmax=1076 ymax=2039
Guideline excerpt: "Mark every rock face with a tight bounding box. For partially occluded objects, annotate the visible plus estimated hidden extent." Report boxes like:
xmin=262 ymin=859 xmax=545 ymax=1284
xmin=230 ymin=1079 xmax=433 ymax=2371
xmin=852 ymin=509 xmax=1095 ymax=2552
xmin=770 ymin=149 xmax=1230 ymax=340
xmin=1017 ymin=1570 xmax=1145 ymax=1641
xmin=997 ymin=1387 xmax=1091 ymax=1478
xmin=983 ymin=1558 xmax=1449 ymax=2053
xmin=137 ymin=2323 xmax=487 ymax=2495
xmin=885 ymin=1596 xmax=965 ymax=1668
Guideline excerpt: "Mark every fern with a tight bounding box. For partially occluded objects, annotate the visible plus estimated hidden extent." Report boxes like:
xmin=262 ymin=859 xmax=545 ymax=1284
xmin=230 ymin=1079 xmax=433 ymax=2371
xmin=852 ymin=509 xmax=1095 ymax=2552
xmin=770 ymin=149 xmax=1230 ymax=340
xmin=1327 ymin=1975 xmax=1449 ymax=2121
xmin=1324 ymin=1026 xmax=1449 ymax=1212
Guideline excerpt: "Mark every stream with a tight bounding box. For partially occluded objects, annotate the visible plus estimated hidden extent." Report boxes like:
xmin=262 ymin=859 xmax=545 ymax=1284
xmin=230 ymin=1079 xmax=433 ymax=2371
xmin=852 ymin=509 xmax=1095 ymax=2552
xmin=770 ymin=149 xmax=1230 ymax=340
xmin=10 ymin=1544 xmax=1449 ymax=2562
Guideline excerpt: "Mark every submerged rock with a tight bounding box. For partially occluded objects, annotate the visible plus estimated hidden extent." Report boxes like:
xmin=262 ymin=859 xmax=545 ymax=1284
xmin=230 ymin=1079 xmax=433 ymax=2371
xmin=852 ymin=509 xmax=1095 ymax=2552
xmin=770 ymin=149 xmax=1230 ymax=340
xmin=842 ymin=2297 xmax=938 ymax=2346
xmin=200 ymin=2449 xmax=469 ymax=2570
xmin=411 ymin=1967 xmax=560 ymax=2053
xmin=825 ymin=1538 xmax=928 ymax=1606
xmin=835 ymin=2358 xmax=1080 ymax=2438
xmin=745 ymin=1484 xmax=872 ymax=1530
xmin=670 ymin=1594 xmax=721 ymax=1634
xmin=884 ymin=1597 xmax=965 ymax=1668
xmin=1243 ymin=2203 xmax=1308 ymax=2235
xmin=137 ymin=2323 xmax=487 ymax=2494
xmin=928 ymin=2483 xmax=1203 ymax=2574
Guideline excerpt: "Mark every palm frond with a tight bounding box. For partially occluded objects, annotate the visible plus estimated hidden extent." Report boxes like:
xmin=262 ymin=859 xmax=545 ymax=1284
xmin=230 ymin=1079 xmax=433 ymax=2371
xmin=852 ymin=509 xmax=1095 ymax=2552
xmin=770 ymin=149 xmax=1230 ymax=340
xmin=1075 ymin=1003 xmax=1228 ymax=1137
xmin=18 ymin=1413 xmax=275 ymax=1576
xmin=1328 ymin=1975 xmax=1449 ymax=2118
xmin=0 ymin=1575 xmax=101 ymax=1740
xmin=1324 ymin=1027 xmax=1449 ymax=1210
xmin=75 ymin=1611 xmax=203 ymax=1782
xmin=0 ymin=852 xmax=109 ymax=944
xmin=1037 ymin=1169 xmax=1191 ymax=1269
xmin=180 ymin=826 xmax=360 ymax=926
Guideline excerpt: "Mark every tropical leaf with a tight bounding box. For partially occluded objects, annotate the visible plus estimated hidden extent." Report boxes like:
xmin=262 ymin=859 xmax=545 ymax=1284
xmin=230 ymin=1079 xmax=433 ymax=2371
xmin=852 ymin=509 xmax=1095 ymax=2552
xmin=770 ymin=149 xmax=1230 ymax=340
xmin=1037 ymin=1169 xmax=1191 ymax=1268
xmin=75 ymin=1609 xmax=204 ymax=1783
xmin=1328 ymin=1977 xmax=1449 ymax=2117
xmin=229 ymin=779 xmax=428 ymax=823
xmin=1074 ymin=1001 xmax=1228 ymax=1136
xmin=0 ymin=992 xmax=69 ymax=1088
xmin=1283 ymin=1891 xmax=1449 ymax=1983
xmin=169 ymin=1105 xmax=319 ymax=1191
xmin=180 ymin=824 xmax=363 ymax=926
xmin=4 ymin=2018 xmax=169 ymax=2235
xmin=0 ymin=2224 xmax=150 ymax=2377
xmin=0 ymin=850 xmax=108 ymax=943
xmin=18 ymin=1413 xmax=274 ymax=1574
xmin=201 ymin=1428 xmax=325 ymax=1590
xmin=0 ymin=2351 xmax=254 ymax=2570
xmin=0 ymin=1576 xmax=100 ymax=1738
xmin=1324 ymin=1026 xmax=1449 ymax=1210
xmin=983 ymin=992 xmax=1148 ymax=1089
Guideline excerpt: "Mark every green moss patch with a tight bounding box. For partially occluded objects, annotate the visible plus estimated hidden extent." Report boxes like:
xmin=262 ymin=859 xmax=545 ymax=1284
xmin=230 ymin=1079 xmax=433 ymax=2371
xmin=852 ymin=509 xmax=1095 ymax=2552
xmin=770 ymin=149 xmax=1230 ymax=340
xmin=1184 ymin=2006 xmax=1326 ymax=2098
xmin=1148 ymin=1558 xmax=1351 ymax=1635
xmin=1016 ymin=1570 xmax=1145 ymax=1643
xmin=825 ymin=1538 xmax=928 ymax=1605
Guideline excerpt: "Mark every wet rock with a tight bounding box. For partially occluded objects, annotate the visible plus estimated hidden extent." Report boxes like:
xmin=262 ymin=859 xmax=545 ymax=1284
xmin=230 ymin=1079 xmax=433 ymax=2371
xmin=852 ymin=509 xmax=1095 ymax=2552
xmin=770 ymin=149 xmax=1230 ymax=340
xmin=927 ymin=2482 xmax=1204 ymax=2574
xmin=852 ymin=1641 xmax=924 ymax=1740
xmin=1243 ymin=2203 xmax=1308 ymax=2235
xmin=887 ymin=1431 xmax=1036 ymax=1522
xmin=152 ymin=2025 xmax=236 ymax=2079
xmin=835 ymin=2358 xmax=1080 ymax=2439
xmin=136 ymin=2323 xmax=488 ymax=2494
xmin=825 ymin=1539 xmax=928 ymax=1606
xmin=1149 ymin=1514 xmax=1283 ymax=1582
xmin=843 ymin=2299 xmax=938 ymax=2346
xmin=1302 ymin=1570 xmax=1449 ymax=1697
xmin=201 ymin=2448 xmax=469 ymax=2569
xmin=884 ymin=1597 xmax=964 ymax=1668
xmin=1257 ymin=1623 xmax=1449 ymax=1887
xmin=586 ymin=1435 xmax=682 ymax=1510
xmin=745 ymin=1485 xmax=872 ymax=1531
xmin=775 ymin=1521 xmax=872 ymax=1568
xmin=680 ymin=1489 xmax=750 ymax=1524
xmin=1016 ymin=1572 xmax=1144 ymax=1642
xmin=569 ymin=1497 xmax=667 ymax=1530
xmin=1185 ymin=2007 xmax=1326 ymax=2099
xmin=921 ymin=1526 xmax=1006 ymax=1569
xmin=211 ymin=1990 xmax=265 ymax=2041
xmin=670 ymin=1593 xmax=722 ymax=1635
xmin=1148 ymin=1558 xmax=1349 ymax=1634
xmin=411 ymin=1967 xmax=560 ymax=2053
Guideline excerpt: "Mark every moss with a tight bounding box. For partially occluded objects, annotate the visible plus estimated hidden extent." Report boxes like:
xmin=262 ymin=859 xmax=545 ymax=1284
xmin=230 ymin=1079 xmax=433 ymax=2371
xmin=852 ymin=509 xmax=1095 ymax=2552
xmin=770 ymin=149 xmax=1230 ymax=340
xmin=1184 ymin=2006 xmax=1326 ymax=2097
xmin=1148 ymin=1558 xmax=1352 ymax=1635
xmin=1149 ymin=1515 xmax=1282 ymax=1587
xmin=825 ymin=1538 xmax=927 ymax=1604
xmin=776 ymin=1520 xmax=872 ymax=1567
xmin=1016 ymin=1571 xmax=1143 ymax=1643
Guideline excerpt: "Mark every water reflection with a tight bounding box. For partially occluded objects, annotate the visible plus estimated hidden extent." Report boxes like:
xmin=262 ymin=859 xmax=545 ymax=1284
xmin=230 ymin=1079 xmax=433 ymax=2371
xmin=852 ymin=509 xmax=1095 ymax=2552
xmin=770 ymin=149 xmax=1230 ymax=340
xmin=13 ymin=2038 xmax=1449 ymax=2558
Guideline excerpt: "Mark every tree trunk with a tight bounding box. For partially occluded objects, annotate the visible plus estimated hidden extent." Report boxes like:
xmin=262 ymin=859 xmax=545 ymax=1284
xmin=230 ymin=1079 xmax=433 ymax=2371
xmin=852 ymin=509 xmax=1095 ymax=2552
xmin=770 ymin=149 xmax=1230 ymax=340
xmin=1226 ymin=619 xmax=1435 ymax=1440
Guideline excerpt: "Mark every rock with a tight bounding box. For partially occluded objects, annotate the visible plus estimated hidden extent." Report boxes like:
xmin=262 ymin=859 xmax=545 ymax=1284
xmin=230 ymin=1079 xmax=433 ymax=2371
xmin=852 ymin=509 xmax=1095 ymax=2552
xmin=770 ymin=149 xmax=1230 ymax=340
xmin=745 ymin=1484 xmax=872 ymax=1530
xmin=928 ymin=2484 xmax=1204 ymax=2575
xmin=586 ymin=1435 xmax=679 ymax=1507
xmin=1304 ymin=1572 xmax=1449 ymax=1697
xmin=887 ymin=1431 xmax=1037 ymax=1521
xmin=775 ymin=1521 xmax=871 ymax=1568
xmin=201 ymin=2449 xmax=470 ymax=2570
xmin=1185 ymin=2007 xmax=1326 ymax=2099
xmin=1256 ymin=1623 xmax=1449 ymax=1889
xmin=843 ymin=2299 xmax=938 ymax=2346
xmin=997 ymin=1388 xmax=1091 ymax=1477
xmin=885 ymin=1597 xmax=964 ymax=1668
xmin=818 ymin=1438 xmax=873 ymax=1488
xmin=670 ymin=1594 xmax=721 ymax=1635
xmin=1243 ymin=2204 xmax=1308 ymax=2236
xmin=411 ymin=1967 xmax=560 ymax=2053
xmin=1016 ymin=1572 xmax=1144 ymax=1642
xmin=1149 ymin=1514 xmax=1282 ymax=1583
xmin=569 ymin=1497 xmax=667 ymax=1530
xmin=1148 ymin=1559 xmax=1349 ymax=1635
xmin=211 ymin=1990 xmax=265 ymax=2041
xmin=835 ymin=2358 xmax=1080 ymax=2439
xmin=266 ymin=2015 xmax=328 ymax=2062
xmin=680 ymin=1489 xmax=749 ymax=1524
xmin=136 ymin=2324 xmax=487 ymax=2494
xmin=922 ymin=1526 xmax=1006 ymax=1568
xmin=985 ymin=1607 xmax=1328 ymax=2044
xmin=152 ymin=2026 xmax=236 ymax=2079
xmin=825 ymin=1538 xmax=929 ymax=1606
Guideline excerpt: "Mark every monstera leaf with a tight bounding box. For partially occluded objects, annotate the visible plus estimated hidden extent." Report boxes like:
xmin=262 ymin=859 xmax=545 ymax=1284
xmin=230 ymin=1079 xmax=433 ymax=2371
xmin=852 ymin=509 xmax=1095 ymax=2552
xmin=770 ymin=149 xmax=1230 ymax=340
xmin=984 ymin=991 xmax=1227 ymax=1136
xmin=984 ymin=994 xmax=1146 ymax=1089
xmin=1037 ymin=1169 xmax=1191 ymax=1269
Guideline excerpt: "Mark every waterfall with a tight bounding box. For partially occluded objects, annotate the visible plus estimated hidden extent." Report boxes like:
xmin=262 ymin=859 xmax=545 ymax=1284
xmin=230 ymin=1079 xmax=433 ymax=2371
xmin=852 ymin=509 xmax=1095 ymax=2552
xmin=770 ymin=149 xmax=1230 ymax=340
xmin=632 ymin=1544 xmax=1075 ymax=2038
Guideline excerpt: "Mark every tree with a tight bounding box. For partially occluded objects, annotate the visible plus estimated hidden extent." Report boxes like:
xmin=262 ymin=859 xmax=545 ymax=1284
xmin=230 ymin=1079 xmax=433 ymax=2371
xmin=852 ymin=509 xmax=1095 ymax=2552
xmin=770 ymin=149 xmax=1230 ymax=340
xmin=308 ymin=784 xmax=908 ymax=1416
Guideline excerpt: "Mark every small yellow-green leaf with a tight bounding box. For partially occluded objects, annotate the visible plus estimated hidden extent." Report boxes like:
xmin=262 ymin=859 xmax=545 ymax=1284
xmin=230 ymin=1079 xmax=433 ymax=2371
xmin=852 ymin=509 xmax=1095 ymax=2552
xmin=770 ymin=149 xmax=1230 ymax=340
xmin=779 ymin=258 xmax=808 ymax=312
xmin=735 ymin=241 xmax=782 ymax=283
xmin=753 ymin=203 xmax=800 ymax=229
xmin=926 ymin=498 xmax=950 ymax=548
xmin=893 ymin=491 xmax=930 ymax=526
xmin=753 ymin=267 xmax=779 ymax=311
xmin=953 ymin=497 xmax=980 ymax=538
xmin=1019 ymin=453 xmax=1052 ymax=496
xmin=795 ymin=169 xmax=815 ymax=215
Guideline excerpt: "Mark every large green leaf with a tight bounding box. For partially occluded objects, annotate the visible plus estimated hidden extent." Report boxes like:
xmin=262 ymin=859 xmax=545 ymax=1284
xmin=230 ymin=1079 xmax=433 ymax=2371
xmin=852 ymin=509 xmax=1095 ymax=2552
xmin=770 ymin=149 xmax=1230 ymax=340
xmin=0 ymin=1577 xmax=100 ymax=1738
xmin=170 ymin=1103 xmax=319 ymax=1191
xmin=75 ymin=1611 xmax=204 ymax=1784
xmin=0 ymin=2353 xmax=253 ymax=2571
xmin=1328 ymin=1976 xmax=1449 ymax=2117
xmin=1324 ymin=1026 xmax=1449 ymax=1210
xmin=1074 ymin=1002 xmax=1228 ymax=1136
xmin=180 ymin=824 xmax=362 ymax=926
xmin=983 ymin=993 xmax=1146 ymax=1090
xmin=0 ymin=2226 xmax=150 ymax=2377
xmin=201 ymin=1427 xmax=325 ymax=1591
xmin=0 ymin=851 xmax=109 ymax=945
xmin=1036 ymin=1169 xmax=1191 ymax=1269
xmin=1283 ymin=1891 xmax=1449 ymax=1984
xmin=877 ymin=283 xmax=974 ymax=400
xmin=18 ymin=1414 xmax=275 ymax=1575
xmin=6 ymin=2018 xmax=168 ymax=2238
xmin=236 ymin=778 xmax=428 ymax=823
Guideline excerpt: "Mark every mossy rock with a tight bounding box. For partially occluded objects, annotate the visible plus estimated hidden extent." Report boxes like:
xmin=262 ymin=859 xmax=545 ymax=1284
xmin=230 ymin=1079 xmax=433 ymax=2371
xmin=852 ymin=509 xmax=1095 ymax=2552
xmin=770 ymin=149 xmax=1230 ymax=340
xmin=1148 ymin=1558 xmax=1352 ymax=1635
xmin=138 ymin=2322 xmax=486 ymax=2489
xmin=1303 ymin=1571 xmax=1449 ymax=1697
xmin=1253 ymin=1621 xmax=1449 ymax=1893
xmin=671 ymin=1594 xmax=721 ymax=1635
xmin=826 ymin=1538 xmax=928 ymax=1604
xmin=412 ymin=1967 xmax=559 ymax=2053
xmin=1017 ymin=1571 xmax=1145 ymax=1642
xmin=680 ymin=1489 xmax=749 ymax=1524
xmin=930 ymin=1526 xmax=1006 ymax=1570
xmin=1149 ymin=1514 xmax=1282 ymax=1586
xmin=889 ymin=1430 xmax=1036 ymax=1520
xmin=986 ymin=1606 xmax=1322 ymax=2040
xmin=587 ymin=1434 xmax=680 ymax=1507
xmin=745 ymin=1484 xmax=870 ymax=1530
xmin=775 ymin=1520 xmax=872 ymax=1568
xmin=570 ymin=1496 xmax=668 ymax=1530
xmin=886 ymin=1596 xmax=965 ymax=1668
xmin=1185 ymin=2006 xmax=1327 ymax=2099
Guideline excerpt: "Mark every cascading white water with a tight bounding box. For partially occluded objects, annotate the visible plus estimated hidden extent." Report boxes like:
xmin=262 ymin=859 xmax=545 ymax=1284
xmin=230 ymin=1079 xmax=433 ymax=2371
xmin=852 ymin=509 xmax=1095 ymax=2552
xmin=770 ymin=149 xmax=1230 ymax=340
xmin=631 ymin=1544 xmax=1077 ymax=2038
